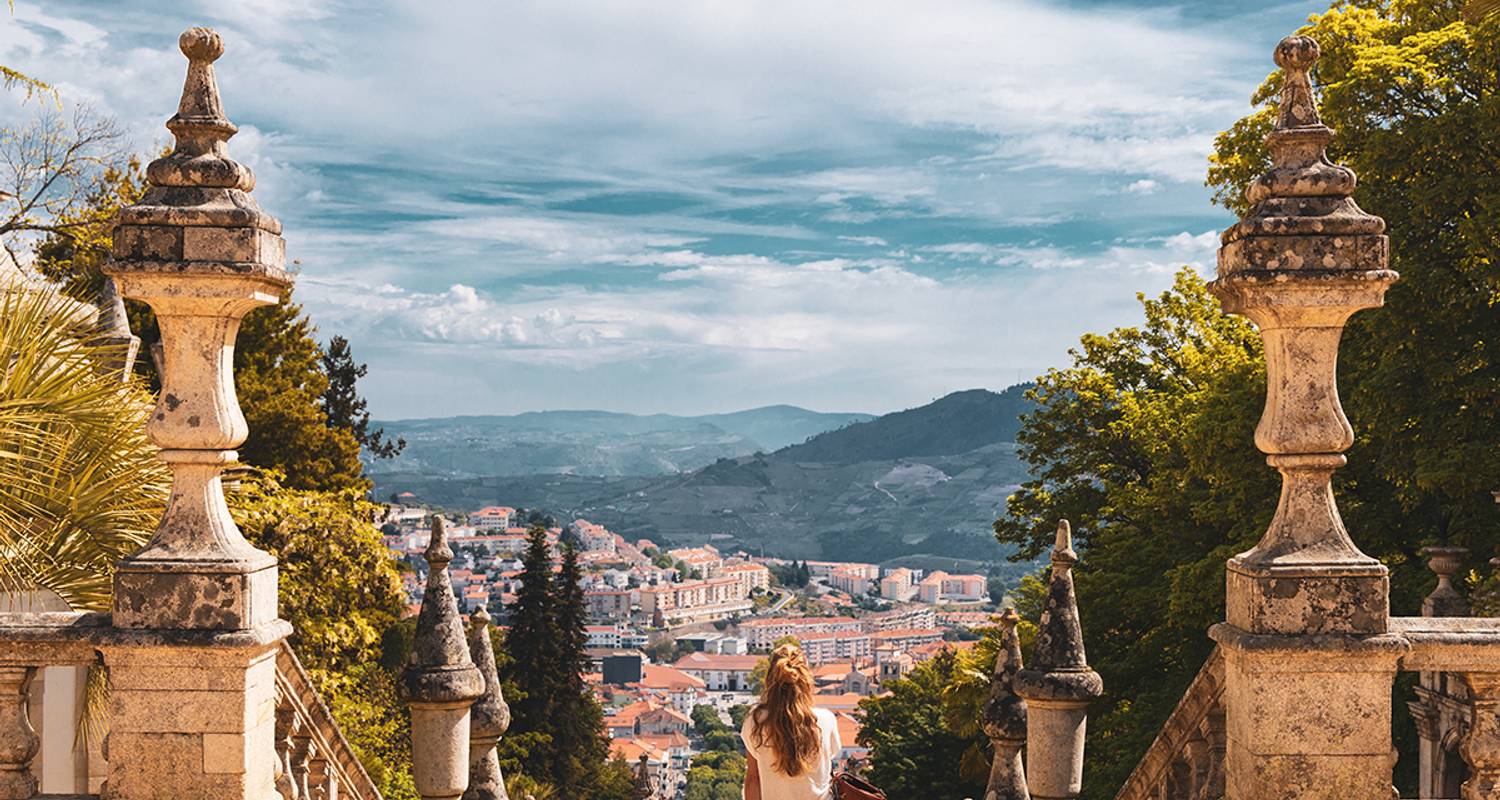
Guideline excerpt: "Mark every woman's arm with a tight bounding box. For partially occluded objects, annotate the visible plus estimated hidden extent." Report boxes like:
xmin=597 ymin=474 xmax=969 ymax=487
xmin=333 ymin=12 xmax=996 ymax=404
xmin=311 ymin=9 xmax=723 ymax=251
xmin=743 ymin=751 xmax=762 ymax=800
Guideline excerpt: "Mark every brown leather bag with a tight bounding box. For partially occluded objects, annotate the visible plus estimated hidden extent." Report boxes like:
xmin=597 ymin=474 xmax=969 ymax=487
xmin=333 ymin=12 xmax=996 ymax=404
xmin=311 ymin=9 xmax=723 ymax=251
xmin=833 ymin=771 xmax=887 ymax=800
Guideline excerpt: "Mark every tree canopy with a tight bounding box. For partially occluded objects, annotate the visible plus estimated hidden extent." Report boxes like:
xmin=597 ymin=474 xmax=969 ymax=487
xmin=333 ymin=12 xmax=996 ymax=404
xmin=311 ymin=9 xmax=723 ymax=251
xmin=992 ymin=2 xmax=1498 ymax=795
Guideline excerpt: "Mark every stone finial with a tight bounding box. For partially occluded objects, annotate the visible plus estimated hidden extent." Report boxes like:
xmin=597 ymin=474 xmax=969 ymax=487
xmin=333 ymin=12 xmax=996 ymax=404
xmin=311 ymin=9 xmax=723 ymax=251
xmin=1014 ymin=521 xmax=1101 ymax=800
xmin=1210 ymin=33 xmax=1396 ymax=636
xmin=1420 ymin=546 xmax=1470 ymax=617
xmin=102 ymin=26 xmax=290 ymax=631
xmin=631 ymin=753 xmax=656 ymax=800
xmin=981 ymin=608 xmax=1029 ymax=800
xmin=463 ymin=606 xmax=511 ymax=800
xmin=1030 ymin=521 xmax=1089 ymax=671
xmin=93 ymin=277 xmax=140 ymax=379
xmin=404 ymin=516 xmax=484 ymax=800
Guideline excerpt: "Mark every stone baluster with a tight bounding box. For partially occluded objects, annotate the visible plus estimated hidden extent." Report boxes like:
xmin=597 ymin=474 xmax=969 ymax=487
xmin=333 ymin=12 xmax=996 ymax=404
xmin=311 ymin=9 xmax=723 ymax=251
xmin=1184 ymin=728 xmax=1209 ymax=799
xmin=1459 ymin=673 xmax=1500 ymax=800
xmin=980 ymin=608 xmax=1028 ymax=800
xmin=464 ymin=607 xmax=511 ymax=800
xmin=1014 ymin=521 xmax=1102 ymax=800
xmin=1207 ymin=34 xmax=1407 ymax=800
xmin=292 ymin=734 xmax=315 ymax=800
xmin=274 ymin=704 xmax=298 ymax=800
xmin=308 ymin=755 xmax=335 ymax=800
xmin=99 ymin=25 xmax=291 ymax=800
xmin=1198 ymin=707 xmax=1225 ymax=800
xmin=403 ymin=517 xmax=484 ymax=800
xmin=0 ymin=667 xmax=38 ymax=800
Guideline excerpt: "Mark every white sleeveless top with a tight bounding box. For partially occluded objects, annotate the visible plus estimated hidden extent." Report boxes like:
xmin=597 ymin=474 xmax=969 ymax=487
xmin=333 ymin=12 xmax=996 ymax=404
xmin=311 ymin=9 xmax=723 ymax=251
xmin=741 ymin=707 xmax=843 ymax=800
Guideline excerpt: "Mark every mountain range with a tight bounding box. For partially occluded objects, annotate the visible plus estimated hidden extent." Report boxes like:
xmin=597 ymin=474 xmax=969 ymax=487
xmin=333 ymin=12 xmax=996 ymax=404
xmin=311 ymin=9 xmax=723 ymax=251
xmin=371 ymin=385 xmax=1035 ymax=564
xmin=366 ymin=405 xmax=874 ymax=478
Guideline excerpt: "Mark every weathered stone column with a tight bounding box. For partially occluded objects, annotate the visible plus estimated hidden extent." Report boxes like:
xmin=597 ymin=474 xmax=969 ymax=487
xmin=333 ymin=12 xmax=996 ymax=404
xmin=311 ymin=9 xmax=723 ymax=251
xmin=463 ymin=607 xmax=510 ymax=800
xmin=1014 ymin=521 xmax=1101 ymax=800
xmin=402 ymin=517 xmax=484 ymax=800
xmin=100 ymin=26 xmax=291 ymax=800
xmin=0 ymin=667 xmax=38 ymax=800
xmin=1459 ymin=673 xmax=1500 ymax=800
xmin=981 ymin=608 xmax=1028 ymax=800
xmin=1208 ymin=34 xmax=1406 ymax=800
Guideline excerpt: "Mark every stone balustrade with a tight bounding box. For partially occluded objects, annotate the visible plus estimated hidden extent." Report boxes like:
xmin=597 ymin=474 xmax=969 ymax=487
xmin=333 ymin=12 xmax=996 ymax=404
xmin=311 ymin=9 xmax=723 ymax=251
xmin=1114 ymin=649 xmax=1225 ymax=800
xmin=0 ymin=612 xmax=378 ymax=800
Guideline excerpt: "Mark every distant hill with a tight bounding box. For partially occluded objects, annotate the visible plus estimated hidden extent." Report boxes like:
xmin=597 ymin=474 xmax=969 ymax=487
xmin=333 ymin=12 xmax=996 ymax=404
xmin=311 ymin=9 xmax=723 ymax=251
xmin=365 ymin=406 xmax=873 ymax=478
xmin=372 ymin=385 xmax=1036 ymax=562
xmin=775 ymin=386 xmax=1030 ymax=463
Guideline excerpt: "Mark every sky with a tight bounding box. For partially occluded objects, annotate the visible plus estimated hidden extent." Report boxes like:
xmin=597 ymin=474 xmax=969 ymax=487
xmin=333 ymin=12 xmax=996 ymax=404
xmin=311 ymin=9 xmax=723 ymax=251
xmin=1 ymin=0 xmax=1322 ymax=419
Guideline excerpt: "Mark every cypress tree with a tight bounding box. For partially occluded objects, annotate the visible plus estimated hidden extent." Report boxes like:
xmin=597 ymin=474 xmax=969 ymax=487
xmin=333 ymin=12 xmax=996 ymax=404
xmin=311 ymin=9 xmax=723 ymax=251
xmin=551 ymin=543 xmax=610 ymax=796
xmin=502 ymin=523 xmax=561 ymax=781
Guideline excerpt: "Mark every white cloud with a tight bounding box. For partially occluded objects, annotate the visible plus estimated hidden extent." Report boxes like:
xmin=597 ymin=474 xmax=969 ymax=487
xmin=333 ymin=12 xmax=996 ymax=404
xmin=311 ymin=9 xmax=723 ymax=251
xmin=1125 ymin=178 xmax=1163 ymax=195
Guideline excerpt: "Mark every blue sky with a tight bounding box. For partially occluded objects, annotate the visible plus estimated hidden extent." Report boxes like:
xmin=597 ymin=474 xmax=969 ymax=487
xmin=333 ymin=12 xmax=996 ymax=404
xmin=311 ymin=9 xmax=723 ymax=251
xmin=2 ymin=0 xmax=1320 ymax=418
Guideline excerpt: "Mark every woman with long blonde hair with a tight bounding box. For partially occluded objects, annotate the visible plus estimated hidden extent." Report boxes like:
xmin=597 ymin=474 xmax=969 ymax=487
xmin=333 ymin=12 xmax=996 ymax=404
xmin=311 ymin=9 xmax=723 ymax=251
xmin=741 ymin=642 xmax=843 ymax=800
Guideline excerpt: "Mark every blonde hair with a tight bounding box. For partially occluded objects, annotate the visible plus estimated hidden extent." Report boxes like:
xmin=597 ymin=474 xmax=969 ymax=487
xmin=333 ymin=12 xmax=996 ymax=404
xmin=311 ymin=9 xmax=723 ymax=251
xmin=751 ymin=643 xmax=822 ymax=776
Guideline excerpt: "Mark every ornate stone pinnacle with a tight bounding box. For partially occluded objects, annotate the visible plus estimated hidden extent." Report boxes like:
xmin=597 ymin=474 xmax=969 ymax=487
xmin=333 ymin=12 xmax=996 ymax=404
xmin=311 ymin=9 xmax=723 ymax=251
xmin=1220 ymin=35 xmax=1387 ymax=275
xmin=1273 ymin=36 xmax=1323 ymax=130
xmin=103 ymin=26 xmax=289 ymax=631
xmin=404 ymin=516 xmax=481 ymax=701
xmin=1051 ymin=519 xmax=1077 ymax=569
xmin=1211 ymin=32 xmax=1396 ymax=636
xmin=1015 ymin=523 xmax=1099 ymax=800
xmin=427 ymin=514 xmax=454 ymax=570
xmin=464 ymin=605 xmax=511 ymax=800
xmin=982 ymin=608 xmax=1027 ymax=745
xmin=1020 ymin=521 xmax=1098 ymax=681
xmin=405 ymin=516 xmax=484 ymax=800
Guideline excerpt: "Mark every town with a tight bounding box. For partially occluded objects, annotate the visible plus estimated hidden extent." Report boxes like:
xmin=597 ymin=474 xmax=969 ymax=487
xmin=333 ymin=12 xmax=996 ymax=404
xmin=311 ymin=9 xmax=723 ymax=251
xmin=379 ymin=500 xmax=1000 ymax=797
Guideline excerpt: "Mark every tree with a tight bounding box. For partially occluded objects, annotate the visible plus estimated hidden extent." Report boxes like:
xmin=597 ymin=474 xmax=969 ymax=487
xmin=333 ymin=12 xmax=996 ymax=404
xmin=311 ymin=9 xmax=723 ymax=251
xmin=857 ymin=648 xmax=986 ymax=800
xmin=993 ymin=270 xmax=1274 ymax=796
xmin=235 ymin=297 xmax=369 ymax=492
xmin=683 ymin=750 xmax=746 ymax=800
xmin=504 ymin=524 xmax=561 ymax=735
xmin=230 ymin=472 xmax=416 ymax=800
xmin=321 ymin=334 xmax=405 ymax=459
xmin=0 ymin=285 xmax=169 ymax=610
xmin=231 ymin=474 xmax=406 ymax=675
xmin=0 ymin=107 xmax=124 ymax=265
xmin=550 ymin=543 xmax=612 ymax=797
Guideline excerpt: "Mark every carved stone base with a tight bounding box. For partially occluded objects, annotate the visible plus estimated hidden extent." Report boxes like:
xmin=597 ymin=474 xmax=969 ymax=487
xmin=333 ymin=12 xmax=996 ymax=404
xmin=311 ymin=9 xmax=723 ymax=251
xmin=1212 ymin=624 xmax=1405 ymax=800
xmin=103 ymin=634 xmax=285 ymax=800
xmin=1225 ymin=560 xmax=1388 ymax=635
xmin=113 ymin=561 xmax=278 ymax=631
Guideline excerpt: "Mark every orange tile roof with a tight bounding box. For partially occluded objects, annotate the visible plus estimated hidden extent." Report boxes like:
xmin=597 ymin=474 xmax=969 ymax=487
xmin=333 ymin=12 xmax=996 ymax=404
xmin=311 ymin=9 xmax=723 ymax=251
xmin=635 ymin=664 xmax=706 ymax=691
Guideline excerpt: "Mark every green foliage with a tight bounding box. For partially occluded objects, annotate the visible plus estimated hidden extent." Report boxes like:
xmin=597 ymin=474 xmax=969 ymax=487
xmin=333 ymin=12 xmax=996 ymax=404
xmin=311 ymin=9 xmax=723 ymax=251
xmin=321 ymin=334 xmax=405 ymax=459
xmin=502 ymin=528 xmax=615 ymax=797
xmin=235 ymin=298 xmax=368 ymax=492
xmin=0 ymin=286 xmax=169 ymax=610
xmin=684 ymin=749 xmax=746 ymax=800
xmin=769 ymin=560 xmax=811 ymax=588
xmin=690 ymin=704 xmax=742 ymax=753
xmin=229 ymin=473 xmax=416 ymax=800
xmin=231 ymin=474 xmax=405 ymax=673
xmin=857 ymin=648 xmax=987 ymax=800
xmin=994 ymin=271 xmax=1273 ymax=796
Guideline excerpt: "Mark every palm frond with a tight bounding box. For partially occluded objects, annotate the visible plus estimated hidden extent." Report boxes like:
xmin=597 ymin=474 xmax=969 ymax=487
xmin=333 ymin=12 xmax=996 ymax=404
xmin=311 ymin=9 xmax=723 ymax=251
xmin=0 ymin=285 xmax=168 ymax=611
